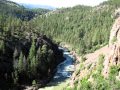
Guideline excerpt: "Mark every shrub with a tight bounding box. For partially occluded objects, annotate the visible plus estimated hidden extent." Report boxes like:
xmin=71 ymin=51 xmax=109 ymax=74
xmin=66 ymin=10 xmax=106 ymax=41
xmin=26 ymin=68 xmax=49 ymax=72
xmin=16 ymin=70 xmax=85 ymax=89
xmin=108 ymin=65 xmax=120 ymax=90
xmin=111 ymin=36 xmax=117 ymax=44
xmin=78 ymin=77 xmax=92 ymax=90
xmin=81 ymin=55 xmax=87 ymax=62
xmin=32 ymin=80 xmax=37 ymax=86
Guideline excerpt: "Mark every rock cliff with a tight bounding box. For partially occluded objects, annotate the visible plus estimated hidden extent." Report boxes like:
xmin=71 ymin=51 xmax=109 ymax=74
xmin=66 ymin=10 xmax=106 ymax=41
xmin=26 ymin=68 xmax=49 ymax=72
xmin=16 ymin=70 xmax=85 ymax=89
xmin=103 ymin=8 xmax=120 ymax=77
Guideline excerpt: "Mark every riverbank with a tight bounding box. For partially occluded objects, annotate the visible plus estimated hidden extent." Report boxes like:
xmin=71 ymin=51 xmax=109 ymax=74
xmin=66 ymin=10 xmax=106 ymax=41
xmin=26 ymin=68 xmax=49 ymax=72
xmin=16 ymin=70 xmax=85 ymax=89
xmin=60 ymin=43 xmax=81 ymax=62
xmin=36 ymin=43 xmax=82 ymax=90
xmin=25 ymin=44 xmax=81 ymax=90
xmin=38 ymin=47 xmax=75 ymax=90
xmin=64 ymin=44 xmax=110 ymax=88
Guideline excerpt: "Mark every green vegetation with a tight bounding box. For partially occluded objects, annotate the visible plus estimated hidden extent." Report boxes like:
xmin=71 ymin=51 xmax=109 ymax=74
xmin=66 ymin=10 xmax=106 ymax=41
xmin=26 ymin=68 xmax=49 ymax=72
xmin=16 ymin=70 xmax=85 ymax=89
xmin=66 ymin=54 xmax=120 ymax=90
xmin=1 ymin=0 xmax=120 ymax=90
xmin=77 ymin=77 xmax=92 ymax=90
xmin=81 ymin=55 xmax=87 ymax=62
xmin=111 ymin=36 xmax=117 ymax=44
xmin=32 ymin=80 xmax=37 ymax=86
xmin=108 ymin=65 xmax=120 ymax=90
xmin=0 ymin=0 xmax=63 ymax=89
xmin=30 ymin=2 xmax=116 ymax=55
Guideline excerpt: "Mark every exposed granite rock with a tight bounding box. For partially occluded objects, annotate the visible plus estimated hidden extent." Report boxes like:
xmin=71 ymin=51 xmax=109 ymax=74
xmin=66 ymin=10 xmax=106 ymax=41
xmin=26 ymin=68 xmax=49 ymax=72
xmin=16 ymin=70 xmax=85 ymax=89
xmin=103 ymin=8 xmax=120 ymax=78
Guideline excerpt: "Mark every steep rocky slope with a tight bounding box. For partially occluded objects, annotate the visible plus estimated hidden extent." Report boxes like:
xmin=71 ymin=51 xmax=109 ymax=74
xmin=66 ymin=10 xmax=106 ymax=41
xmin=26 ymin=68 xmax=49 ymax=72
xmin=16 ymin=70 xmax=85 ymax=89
xmin=65 ymin=8 xmax=120 ymax=90
xmin=103 ymin=8 xmax=120 ymax=78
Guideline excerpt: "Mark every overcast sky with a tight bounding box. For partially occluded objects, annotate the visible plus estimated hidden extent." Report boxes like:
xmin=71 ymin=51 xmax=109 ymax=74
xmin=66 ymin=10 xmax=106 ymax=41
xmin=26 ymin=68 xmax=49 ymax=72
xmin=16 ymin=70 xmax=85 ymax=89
xmin=10 ymin=0 xmax=108 ymax=8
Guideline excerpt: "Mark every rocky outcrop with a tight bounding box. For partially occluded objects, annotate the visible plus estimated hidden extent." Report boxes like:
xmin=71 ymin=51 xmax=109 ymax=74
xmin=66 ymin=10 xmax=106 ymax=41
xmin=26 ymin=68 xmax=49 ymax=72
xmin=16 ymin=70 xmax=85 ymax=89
xmin=103 ymin=8 xmax=120 ymax=77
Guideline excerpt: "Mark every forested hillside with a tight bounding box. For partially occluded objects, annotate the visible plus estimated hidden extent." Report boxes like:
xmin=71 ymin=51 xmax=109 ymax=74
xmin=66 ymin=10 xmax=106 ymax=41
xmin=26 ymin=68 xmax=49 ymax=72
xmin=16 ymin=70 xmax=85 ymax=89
xmin=1 ymin=0 xmax=120 ymax=90
xmin=65 ymin=5 xmax=120 ymax=90
xmin=31 ymin=0 xmax=120 ymax=55
xmin=0 ymin=0 xmax=63 ymax=89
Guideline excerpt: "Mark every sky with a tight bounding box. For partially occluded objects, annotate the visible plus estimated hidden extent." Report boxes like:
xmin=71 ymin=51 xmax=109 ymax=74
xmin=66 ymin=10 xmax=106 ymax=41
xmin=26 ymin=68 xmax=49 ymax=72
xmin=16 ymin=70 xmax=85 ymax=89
xmin=10 ymin=0 xmax=108 ymax=8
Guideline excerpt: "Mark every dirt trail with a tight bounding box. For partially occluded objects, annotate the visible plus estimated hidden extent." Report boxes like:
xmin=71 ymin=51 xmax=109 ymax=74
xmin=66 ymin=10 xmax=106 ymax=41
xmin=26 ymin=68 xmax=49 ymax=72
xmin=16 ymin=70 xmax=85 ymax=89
xmin=85 ymin=45 xmax=110 ymax=65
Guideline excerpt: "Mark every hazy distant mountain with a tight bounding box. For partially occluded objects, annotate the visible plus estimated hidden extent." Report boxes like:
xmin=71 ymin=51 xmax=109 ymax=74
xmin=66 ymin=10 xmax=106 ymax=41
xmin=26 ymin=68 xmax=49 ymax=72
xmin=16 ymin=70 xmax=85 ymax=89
xmin=20 ymin=3 xmax=55 ymax=10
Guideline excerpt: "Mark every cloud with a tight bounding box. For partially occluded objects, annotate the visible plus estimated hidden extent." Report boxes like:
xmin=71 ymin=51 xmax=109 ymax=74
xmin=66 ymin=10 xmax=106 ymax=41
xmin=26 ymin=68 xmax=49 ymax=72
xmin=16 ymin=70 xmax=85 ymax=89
xmin=10 ymin=0 xmax=108 ymax=8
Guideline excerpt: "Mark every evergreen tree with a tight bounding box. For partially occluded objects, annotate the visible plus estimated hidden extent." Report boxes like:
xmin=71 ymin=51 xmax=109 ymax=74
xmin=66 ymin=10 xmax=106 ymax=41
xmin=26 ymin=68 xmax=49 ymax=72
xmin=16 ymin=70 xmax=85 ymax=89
xmin=36 ymin=47 xmax=42 ymax=68
xmin=28 ymin=38 xmax=36 ymax=72
xmin=30 ymin=56 xmax=37 ymax=75
xmin=0 ymin=40 xmax=5 ymax=53
xmin=13 ymin=70 xmax=18 ymax=84
xmin=41 ymin=44 xmax=47 ymax=57
xmin=13 ymin=48 xmax=18 ymax=59
xmin=18 ymin=52 xmax=24 ymax=73
xmin=28 ymin=39 xmax=35 ymax=60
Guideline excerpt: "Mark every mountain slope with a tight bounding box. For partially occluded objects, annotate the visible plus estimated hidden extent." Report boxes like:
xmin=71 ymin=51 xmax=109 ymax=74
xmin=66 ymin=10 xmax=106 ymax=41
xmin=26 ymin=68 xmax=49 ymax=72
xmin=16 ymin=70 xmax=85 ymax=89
xmin=65 ymin=7 xmax=120 ymax=90
xmin=0 ymin=0 xmax=33 ymax=20
xmin=31 ymin=1 xmax=116 ymax=55
xmin=1 ymin=0 xmax=120 ymax=90
xmin=27 ymin=0 xmax=120 ymax=89
xmin=0 ymin=0 xmax=50 ymax=20
xmin=0 ymin=0 xmax=63 ymax=89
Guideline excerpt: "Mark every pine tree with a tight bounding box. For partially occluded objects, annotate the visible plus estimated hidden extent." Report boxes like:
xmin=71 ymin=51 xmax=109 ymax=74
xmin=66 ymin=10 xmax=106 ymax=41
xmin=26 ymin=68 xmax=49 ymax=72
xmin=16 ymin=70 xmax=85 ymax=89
xmin=47 ymin=49 xmax=53 ymax=63
xmin=41 ymin=44 xmax=47 ymax=57
xmin=28 ymin=39 xmax=35 ymax=60
xmin=23 ymin=55 xmax=27 ymax=71
xmin=18 ymin=52 xmax=24 ymax=73
xmin=36 ymin=47 xmax=41 ymax=67
xmin=0 ymin=40 xmax=5 ymax=53
xmin=13 ymin=48 xmax=18 ymax=69
xmin=30 ymin=56 xmax=37 ymax=75
xmin=13 ymin=48 xmax=18 ymax=59
xmin=13 ymin=70 xmax=18 ymax=84
xmin=32 ymin=80 xmax=37 ymax=86
xmin=28 ymin=39 xmax=36 ymax=71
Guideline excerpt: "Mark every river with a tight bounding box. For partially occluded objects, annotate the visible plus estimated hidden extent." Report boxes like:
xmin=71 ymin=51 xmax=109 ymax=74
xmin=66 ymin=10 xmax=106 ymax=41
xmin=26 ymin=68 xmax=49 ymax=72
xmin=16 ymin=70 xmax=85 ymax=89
xmin=39 ymin=47 xmax=75 ymax=90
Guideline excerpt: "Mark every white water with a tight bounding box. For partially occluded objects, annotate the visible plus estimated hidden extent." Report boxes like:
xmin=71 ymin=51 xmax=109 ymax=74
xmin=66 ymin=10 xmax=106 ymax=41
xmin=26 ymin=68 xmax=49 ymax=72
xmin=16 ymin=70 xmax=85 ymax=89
xmin=39 ymin=47 xmax=75 ymax=90
xmin=53 ymin=50 xmax=75 ymax=80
